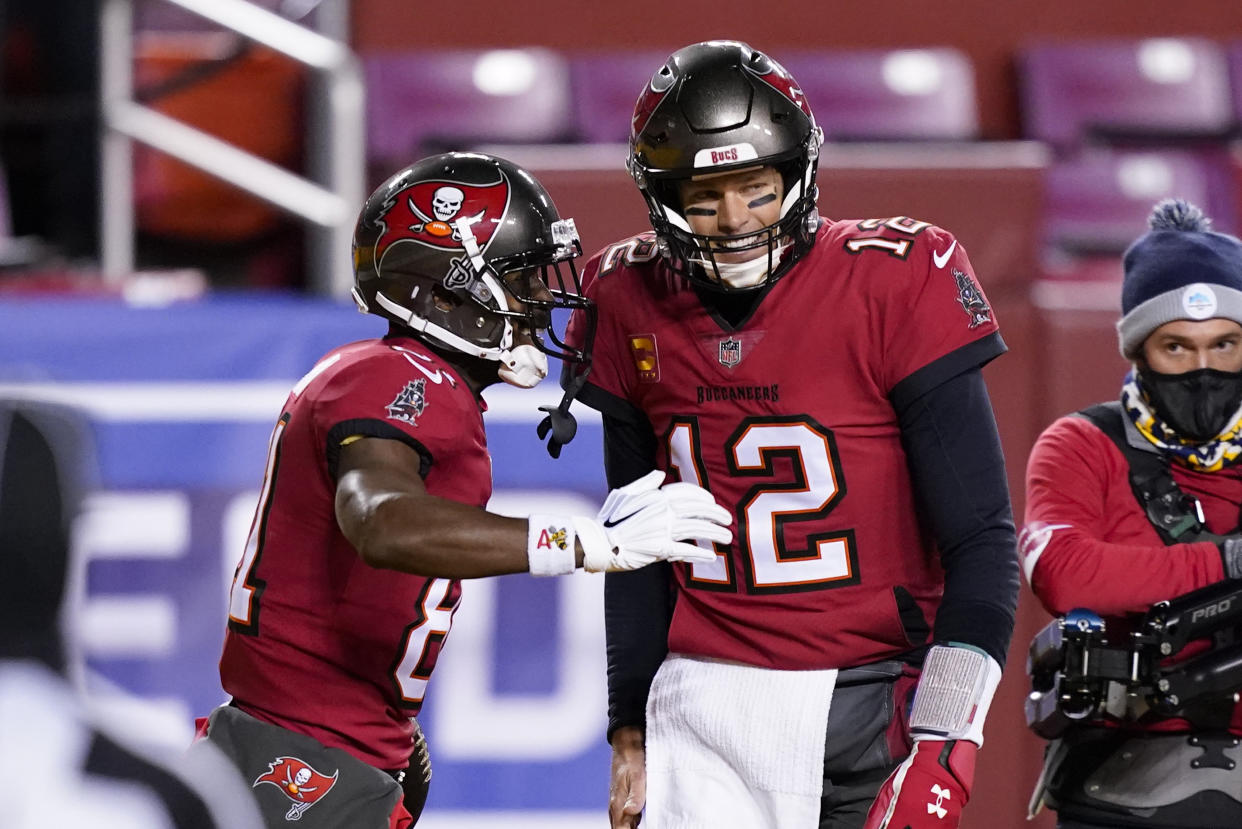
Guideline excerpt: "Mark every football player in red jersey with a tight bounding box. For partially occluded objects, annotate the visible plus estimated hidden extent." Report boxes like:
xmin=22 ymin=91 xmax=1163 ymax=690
xmin=559 ymin=42 xmax=1020 ymax=828
xmin=194 ymin=152 xmax=732 ymax=829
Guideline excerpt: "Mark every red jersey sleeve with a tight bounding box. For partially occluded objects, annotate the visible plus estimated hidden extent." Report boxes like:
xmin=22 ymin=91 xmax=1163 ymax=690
xmin=879 ymin=225 xmax=1001 ymax=392
xmin=1022 ymin=415 xmax=1225 ymax=616
xmin=564 ymin=236 xmax=661 ymax=419
xmin=302 ymin=345 xmax=481 ymax=479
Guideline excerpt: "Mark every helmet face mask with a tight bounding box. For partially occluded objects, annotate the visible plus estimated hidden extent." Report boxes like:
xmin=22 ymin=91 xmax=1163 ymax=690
xmin=352 ymin=152 xmax=595 ymax=367
xmin=628 ymin=40 xmax=823 ymax=292
xmin=486 ymin=257 xmax=593 ymax=364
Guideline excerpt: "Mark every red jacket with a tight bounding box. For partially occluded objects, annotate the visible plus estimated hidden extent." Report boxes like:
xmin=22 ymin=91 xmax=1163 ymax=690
xmin=1023 ymin=413 xmax=1242 ymax=732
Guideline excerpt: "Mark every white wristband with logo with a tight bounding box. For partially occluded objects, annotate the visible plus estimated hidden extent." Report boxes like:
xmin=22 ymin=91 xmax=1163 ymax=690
xmin=526 ymin=514 xmax=578 ymax=576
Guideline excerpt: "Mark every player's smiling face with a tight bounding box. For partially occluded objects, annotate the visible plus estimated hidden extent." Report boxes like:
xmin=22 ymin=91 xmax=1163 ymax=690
xmin=676 ymin=166 xmax=784 ymax=263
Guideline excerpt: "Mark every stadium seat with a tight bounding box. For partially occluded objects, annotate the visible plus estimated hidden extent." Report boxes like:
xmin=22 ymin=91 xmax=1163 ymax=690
xmin=780 ymin=48 xmax=979 ymax=141
xmin=1017 ymin=38 xmax=1235 ymax=152
xmin=132 ymin=36 xmax=305 ymax=243
xmin=1228 ymin=41 xmax=1242 ymax=126
xmin=567 ymin=47 xmax=979 ymax=145
xmin=135 ymin=0 xmax=285 ymax=31
xmin=364 ymin=49 xmax=574 ymax=171
xmin=568 ymin=51 xmax=671 ymax=144
xmin=1041 ymin=148 xmax=1228 ymax=257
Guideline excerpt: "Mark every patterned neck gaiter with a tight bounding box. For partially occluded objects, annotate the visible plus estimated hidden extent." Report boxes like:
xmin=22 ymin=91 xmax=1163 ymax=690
xmin=1121 ymin=368 xmax=1242 ymax=471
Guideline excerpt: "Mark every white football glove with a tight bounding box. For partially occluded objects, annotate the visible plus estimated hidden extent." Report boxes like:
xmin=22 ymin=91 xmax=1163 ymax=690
xmin=527 ymin=470 xmax=732 ymax=575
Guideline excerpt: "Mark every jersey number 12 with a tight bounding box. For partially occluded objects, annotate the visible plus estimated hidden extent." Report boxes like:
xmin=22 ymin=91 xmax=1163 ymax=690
xmin=666 ymin=416 xmax=859 ymax=594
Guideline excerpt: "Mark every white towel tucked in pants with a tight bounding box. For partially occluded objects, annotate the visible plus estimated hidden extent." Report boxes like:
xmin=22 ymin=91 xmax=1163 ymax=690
xmin=643 ymin=653 xmax=839 ymax=829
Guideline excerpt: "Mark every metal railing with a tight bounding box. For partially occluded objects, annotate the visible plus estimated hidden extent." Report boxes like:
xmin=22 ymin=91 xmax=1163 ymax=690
xmin=100 ymin=0 xmax=364 ymax=295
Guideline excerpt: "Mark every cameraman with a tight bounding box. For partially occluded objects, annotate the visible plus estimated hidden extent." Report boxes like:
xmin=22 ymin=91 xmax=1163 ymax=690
xmin=1023 ymin=199 xmax=1242 ymax=828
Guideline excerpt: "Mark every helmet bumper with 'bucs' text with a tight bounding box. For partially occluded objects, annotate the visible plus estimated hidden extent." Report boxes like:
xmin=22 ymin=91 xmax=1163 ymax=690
xmin=628 ymin=40 xmax=824 ymax=292
xmin=352 ymin=152 xmax=595 ymax=387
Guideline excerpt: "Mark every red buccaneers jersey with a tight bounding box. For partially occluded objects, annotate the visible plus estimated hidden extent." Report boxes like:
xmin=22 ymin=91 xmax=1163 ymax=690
xmin=568 ymin=218 xmax=1004 ymax=670
xmin=219 ymin=334 xmax=490 ymax=769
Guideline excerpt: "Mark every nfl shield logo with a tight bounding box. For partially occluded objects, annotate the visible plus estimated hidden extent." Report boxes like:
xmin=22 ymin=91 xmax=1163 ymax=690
xmin=719 ymin=337 xmax=742 ymax=368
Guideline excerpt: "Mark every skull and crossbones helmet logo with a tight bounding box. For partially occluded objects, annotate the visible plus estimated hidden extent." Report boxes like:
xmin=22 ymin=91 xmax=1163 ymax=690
xmin=431 ymin=186 xmax=464 ymax=221
xmin=350 ymin=151 xmax=596 ymax=370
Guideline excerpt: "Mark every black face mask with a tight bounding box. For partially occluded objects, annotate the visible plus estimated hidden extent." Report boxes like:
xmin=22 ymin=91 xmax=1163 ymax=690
xmin=1139 ymin=366 xmax=1242 ymax=442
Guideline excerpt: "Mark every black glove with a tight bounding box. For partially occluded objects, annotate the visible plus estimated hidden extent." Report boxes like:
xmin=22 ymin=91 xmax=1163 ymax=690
xmin=1219 ymin=535 xmax=1242 ymax=580
xmin=1188 ymin=530 xmax=1242 ymax=580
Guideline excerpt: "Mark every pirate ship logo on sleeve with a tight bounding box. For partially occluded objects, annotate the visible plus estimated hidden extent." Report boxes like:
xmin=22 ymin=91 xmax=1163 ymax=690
xmin=953 ymin=267 xmax=992 ymax=328
xmin=386 ymin=379 xmax=428 ymax=425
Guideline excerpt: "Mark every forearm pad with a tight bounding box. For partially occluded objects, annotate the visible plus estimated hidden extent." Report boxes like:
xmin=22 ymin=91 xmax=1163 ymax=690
xmin=908 ymin=644 xmax=1003 ymax=747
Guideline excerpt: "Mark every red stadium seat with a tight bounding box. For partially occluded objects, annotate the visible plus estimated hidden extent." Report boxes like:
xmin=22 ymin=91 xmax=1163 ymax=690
xmin=780 ymin=48 xmax=979 ymax=142
xmin=1042 ymin=148 xmax=1222 ymax=256
xmin=134 ymin=0 xmax=285 ymax=31
xmin=1228 ymin=41 xmax=1242 ymax=128
xmin=567 ymin=47 xmax=979 ymax=146
xmin=364 ymin=48 xmax=574 ymax=173
xmin=568 ymin=51 xmax=672 ymax=144
xmin=132 ymin=35 xmax=306 ymax=243
xmin=1017 ymin=38 xmax=1235 ymax=152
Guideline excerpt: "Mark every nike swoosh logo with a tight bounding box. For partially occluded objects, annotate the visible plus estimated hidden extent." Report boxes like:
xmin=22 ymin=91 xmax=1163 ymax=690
xmin=392 ymin=348 xmax=452 ymax=385
xmin=399 ymin=355 xmax=444 ymax=385
xmin=603 ymin=509 xmax=643 ymax=529
xmin=932 ymin=239 xmax=957 ymax=269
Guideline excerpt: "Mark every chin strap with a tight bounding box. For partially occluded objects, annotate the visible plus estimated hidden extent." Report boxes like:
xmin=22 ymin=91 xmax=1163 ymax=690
xmin=691 ymin=242 xmax=791 ymax=289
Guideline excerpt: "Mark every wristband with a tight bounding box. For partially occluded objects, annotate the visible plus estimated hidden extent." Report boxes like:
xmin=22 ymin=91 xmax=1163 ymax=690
xmin=908 ymin=644 xmax=1002 ymax=747
xmin=526 ymin=514 xmax=577 ymax=576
